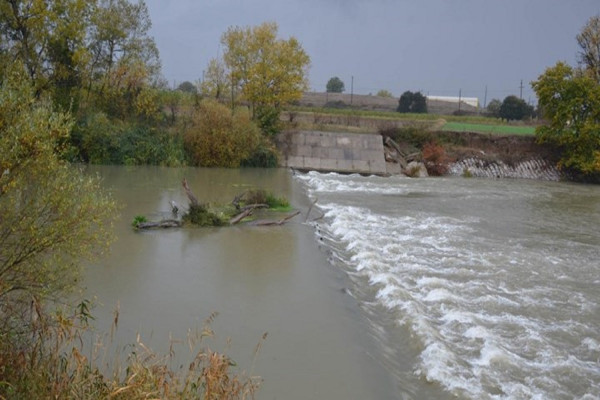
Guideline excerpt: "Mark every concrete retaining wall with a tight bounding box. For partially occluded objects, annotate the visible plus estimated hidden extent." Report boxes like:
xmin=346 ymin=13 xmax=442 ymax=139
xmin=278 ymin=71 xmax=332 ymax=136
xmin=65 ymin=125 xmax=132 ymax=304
xmin=276 ymin=131 xmax=387 ymax=175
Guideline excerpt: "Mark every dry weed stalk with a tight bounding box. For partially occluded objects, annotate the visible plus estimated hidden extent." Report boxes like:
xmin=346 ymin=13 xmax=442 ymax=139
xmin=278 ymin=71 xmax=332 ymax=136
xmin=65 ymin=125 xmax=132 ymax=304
xmin=0 ymin=304 xmax=264 ymax=400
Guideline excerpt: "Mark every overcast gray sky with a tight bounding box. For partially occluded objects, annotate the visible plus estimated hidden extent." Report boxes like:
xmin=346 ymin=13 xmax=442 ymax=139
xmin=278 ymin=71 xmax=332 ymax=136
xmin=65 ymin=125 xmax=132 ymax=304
xmin=144 ymin=0 xmax=598 ymax=105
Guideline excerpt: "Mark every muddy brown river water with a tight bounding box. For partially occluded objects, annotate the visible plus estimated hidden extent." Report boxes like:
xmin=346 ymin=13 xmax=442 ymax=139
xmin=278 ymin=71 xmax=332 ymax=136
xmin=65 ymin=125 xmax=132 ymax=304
xmin=83 ymin=166 xmax=600 ymax=399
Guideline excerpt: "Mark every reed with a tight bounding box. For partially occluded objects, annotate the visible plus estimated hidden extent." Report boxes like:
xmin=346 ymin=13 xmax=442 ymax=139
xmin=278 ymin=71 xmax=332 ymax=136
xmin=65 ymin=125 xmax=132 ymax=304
xmin=0 ymin=304 xmax=263 ymax=400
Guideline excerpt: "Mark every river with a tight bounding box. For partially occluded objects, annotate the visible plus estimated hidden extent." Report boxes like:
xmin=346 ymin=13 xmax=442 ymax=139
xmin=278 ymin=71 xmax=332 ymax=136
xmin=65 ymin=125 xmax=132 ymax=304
xmin=84 ymin=166 xmax=600 ymax=399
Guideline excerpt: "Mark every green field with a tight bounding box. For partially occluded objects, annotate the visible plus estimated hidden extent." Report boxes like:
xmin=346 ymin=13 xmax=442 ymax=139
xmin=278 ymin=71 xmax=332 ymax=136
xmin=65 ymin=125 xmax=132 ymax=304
xmin=441 ymin=122 xmax=536 ymax=136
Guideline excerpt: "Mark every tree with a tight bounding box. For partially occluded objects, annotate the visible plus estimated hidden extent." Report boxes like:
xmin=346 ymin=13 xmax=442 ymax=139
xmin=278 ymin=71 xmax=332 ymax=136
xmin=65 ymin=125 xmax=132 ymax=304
xmin=177 ymin=81 xmax=197 ymax=94
xmin=532 ymin=62 xmax=600 ymax=177
xmin=220 ymin=22 xmax=310 ymax=133
xmin=376 ymin=89 xmax=393 ymax=98
xmin=499 ymin=95 xmax=533 ymax=121
xmin=397 ymin=90 xmax=427 ymax=113
xmin=0 ymin=65 xmax=116 ymax=339
xmin=200 ymin=58 xmax=231 ymax=101
xmin=86 ymin=0 xmax=161 ymax=118
xmin=577 ymin=14 xmax=600 ymax=83
xmin=0 ymin=0 xmax=93 ymax=109
xmin=326 ymin=76 xmax=345 ymax=93
xmin=486 ymin=98 xmax=502 ymax=117
xmin=0 ymin=0 xmax=161 ymax=117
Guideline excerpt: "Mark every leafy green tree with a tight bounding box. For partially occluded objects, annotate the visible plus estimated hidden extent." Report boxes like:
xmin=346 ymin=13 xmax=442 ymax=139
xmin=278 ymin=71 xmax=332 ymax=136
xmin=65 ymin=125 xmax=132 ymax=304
xmin=577 ymin=14 xmax=600 ymax=83
xmin=376 ymin=89 xmax=393 ymax=98
xmin=0 ymin=65 xmax=116 ymax=338
xmin=397 ymin=90 xmax=427 ymax=113
xmin=486 ymin=98 xmax=502 ymax=117
xmin=220 ymin=22 xmax=310 ymax=134
xmin=532 ymin=62 xmax=600 ymax=177
xmin=499 ymin=95 xmax=533 ymax=121
xmin=326 ymin=76 xmax=345 ymax=93
xmin=177 ymin=81 xmax=197 ymax=94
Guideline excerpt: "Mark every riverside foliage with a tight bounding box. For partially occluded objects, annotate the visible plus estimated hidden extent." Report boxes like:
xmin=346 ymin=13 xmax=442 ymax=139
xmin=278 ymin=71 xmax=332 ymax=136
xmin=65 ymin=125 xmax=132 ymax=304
xmin=532 ymin=15 xmax=600 ymax=180
xmin=0 ymin=1 xmax=270 ymax=395
xmin=532 ymin=62 xmax=600 ymax=179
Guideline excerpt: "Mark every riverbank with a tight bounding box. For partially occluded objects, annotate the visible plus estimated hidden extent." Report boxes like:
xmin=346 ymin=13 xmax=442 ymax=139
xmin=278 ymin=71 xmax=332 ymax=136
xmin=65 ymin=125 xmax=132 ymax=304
xmin=277 ymin=129 xmax=562 ymax=180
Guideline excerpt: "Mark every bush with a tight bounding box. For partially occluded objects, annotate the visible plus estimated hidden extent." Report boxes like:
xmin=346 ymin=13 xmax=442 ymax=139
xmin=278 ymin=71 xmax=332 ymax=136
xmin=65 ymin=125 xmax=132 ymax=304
xmin=323 ymin=100 xmax=350 ymax=109
xmin=380 ymin=125 xmax=434 ymax=148
xmin=183 ymin=100 xmax=263 ymax=167
xmin=376 ymin=89 xmax=393 ymax=98
xmin=73 ymin=112 xmax=185 ymax=166
xmin=244 ymin=190 xmax=289 ymax=209
xmin=422 ymin=141 xmax=451 ymax=176
xmin=183 ymin=203 xmax=226 ymax=226
xmin=241 ymin=142 xmax=279 ymax=168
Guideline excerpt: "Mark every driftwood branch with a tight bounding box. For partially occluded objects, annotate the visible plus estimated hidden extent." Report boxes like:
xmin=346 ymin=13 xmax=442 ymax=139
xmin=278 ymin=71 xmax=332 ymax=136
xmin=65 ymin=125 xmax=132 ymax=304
xmin=136 ymin=219 xmax=182 ymax=230
xmin=305 ymin=198 xmax=318 ymax=222
xmin=384 ymin=137 xmax=408 ymax=169
xmin=230 ymin=208 xmax=253 ymax=225
xmin=311 ymin=212 xmax=324 ymax=222
xmin=231 ymin=191 xmax=247 ymax=210
xmin=385 ymin=137 xmax=406 ymax=157
xmin=251 ymin=211 xmax=301 ymax=226
xmin=241 ymin=203 xmax=268 ymax=212
xmin=182 ymin=178 xmax=199 ymax=207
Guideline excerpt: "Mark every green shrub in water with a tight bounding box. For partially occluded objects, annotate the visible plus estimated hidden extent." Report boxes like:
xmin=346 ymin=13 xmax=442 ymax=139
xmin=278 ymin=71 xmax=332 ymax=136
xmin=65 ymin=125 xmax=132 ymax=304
xmin=183 ymin=204 xmax=226 ymax=227
xmin=132 ymin=215 xmax=148 ymax=228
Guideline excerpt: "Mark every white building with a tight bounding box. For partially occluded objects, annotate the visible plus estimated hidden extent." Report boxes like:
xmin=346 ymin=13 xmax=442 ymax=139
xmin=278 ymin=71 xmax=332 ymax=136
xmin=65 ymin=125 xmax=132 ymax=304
xmin=426 ymin=95 xmax=479 ymax=109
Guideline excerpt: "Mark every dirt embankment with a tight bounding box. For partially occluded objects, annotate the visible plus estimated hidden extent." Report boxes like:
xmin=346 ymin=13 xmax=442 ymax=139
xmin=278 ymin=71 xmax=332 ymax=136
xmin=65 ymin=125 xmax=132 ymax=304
xmin=439 ymin=131 xmax=561 ymax=166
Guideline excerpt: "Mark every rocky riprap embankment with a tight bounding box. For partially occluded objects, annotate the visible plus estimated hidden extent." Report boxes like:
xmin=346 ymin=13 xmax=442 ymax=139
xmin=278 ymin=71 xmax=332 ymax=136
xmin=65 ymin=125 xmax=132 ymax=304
xmin=448 ymin=157 xmax=561 ymax=181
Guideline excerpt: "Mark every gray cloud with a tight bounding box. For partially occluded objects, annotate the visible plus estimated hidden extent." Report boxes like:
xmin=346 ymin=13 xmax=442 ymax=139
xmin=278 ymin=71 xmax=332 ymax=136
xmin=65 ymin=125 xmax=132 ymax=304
xmin=145 ymin=0 xmax=599 ymax=104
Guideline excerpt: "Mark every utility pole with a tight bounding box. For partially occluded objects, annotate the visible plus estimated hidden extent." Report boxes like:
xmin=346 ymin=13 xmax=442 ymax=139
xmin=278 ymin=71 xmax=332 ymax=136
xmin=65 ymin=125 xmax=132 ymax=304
xmin=483 ymin=85 xmax=488 ymax=108
xmin=519 ymin=79 xmax=524 ymax=99
xmin=350 ymin=75 xmax=354 ymax=105
xmin=458 ymin=89 xmax=462 ymax=113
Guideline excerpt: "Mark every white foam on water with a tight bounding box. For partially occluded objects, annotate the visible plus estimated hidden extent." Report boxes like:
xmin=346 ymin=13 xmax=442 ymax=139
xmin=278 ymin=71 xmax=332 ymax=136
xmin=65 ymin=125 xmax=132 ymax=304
xmin=297 ymin=172 xmax=600 ymax=400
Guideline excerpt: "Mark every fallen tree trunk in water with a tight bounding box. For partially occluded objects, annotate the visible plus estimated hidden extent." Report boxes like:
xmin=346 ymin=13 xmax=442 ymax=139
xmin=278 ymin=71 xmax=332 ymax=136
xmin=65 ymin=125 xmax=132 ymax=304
xmin=135 ymin=180 xmax=300 ymax=230
xmin=229 ymin=208 xmax=254 ymax=225
xmin=136 ymin=219 xmax=182 ymax=230
xmin=182 ymin=178 xmax=199 ymax=207
xmin=250 ymin=211 xmax=301 ymax=226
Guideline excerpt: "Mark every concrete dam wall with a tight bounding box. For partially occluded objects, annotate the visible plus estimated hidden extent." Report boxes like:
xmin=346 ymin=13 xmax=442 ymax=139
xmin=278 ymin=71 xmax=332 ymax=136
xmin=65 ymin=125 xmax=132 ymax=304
xmin=275 ymin=130 xmax=562 ymax=181
xmin=276 ymin=131 xmax=387 ymax=175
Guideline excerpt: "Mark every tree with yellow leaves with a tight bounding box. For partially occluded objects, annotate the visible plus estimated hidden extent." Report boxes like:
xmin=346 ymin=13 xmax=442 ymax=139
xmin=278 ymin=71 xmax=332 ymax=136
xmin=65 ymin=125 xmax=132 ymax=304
xmin=219 ymin=22 xmax=310 ymax=135
xmin=0 ymin=64 xmax=117 ymax=339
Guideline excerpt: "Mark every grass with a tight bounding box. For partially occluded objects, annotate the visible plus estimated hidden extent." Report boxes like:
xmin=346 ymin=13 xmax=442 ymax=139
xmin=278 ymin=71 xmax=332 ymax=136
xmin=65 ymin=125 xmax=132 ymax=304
xmin=441 ymin=122 xmax=536 ymax=136
xmin=284 ymin=106 xmax=540 ymax=139
xmin=286 ymin=105 xmax=512 ymax=125
xmin=131 ymin=214 xmax=148 ymax=228
xmin=241 ymin=190 xmax=292 ymax=212
xmin=0 ymin=305 xmax=263 ymax=400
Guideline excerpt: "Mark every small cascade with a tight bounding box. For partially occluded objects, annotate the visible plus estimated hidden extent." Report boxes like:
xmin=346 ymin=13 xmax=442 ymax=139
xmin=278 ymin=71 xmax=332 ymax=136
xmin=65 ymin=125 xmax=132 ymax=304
xmin=449 ymin=157 xmax=561 ymax=181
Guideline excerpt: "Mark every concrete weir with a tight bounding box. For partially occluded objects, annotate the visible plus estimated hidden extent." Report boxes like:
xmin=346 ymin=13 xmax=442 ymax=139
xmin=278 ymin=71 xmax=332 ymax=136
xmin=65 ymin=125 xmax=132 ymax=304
xmin=276 ymin=130 xmax=387 ymax=175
